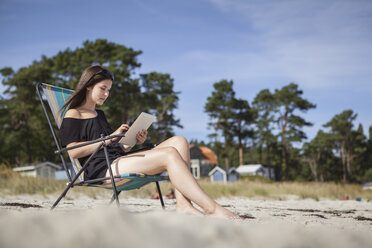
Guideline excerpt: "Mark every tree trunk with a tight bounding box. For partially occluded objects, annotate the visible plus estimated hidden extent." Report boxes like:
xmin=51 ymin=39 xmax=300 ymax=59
xmin=238 ymin=137 xmax=243 ymax=165
xmin=284 ymin=147 xmax=290 ymax=181
xmin=224 ymin=140 xmax=229 ymax=170
xmin=346 ymin=155 xmax=351 ymax=176
xmin=280 ymin=119 xmax=289 ymax=180
xmin=281 ymin=136 xmax=289 ymax=180
xmin=311 ymin=159 xmax=318 ymax=182
xmin=340 ymin=144 xmax=346 ymax=182
xmin=346 ymin=146 xmax=353 ymax=176
xmin=239 ymin=144 xmax=243 ymax=165
xmin=304 ymin=157 xmax=318 ymax=182
xmin=26 ymin=124 xmax=32 ymax=164
xmin=258 ymin=143 xmax=263 ymax=164
xmin=15 ymin=156 xmax=20 ymax=167
xmin=225 ymin=157 xmax=229 ymax=170
xmin=266 ymin=144 xmax=272 ymax=166
xmin=320 ymin=173 xmax=324 ymax=182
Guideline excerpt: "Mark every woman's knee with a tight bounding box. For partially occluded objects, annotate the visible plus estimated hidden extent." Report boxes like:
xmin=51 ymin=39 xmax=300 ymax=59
xmin=163 ymin=146 xmax=180 ymax=158
xmin=168 ymin=136 xmax=189 ymax=147
xmin=159 ymin=146 xmax=184 ymax=167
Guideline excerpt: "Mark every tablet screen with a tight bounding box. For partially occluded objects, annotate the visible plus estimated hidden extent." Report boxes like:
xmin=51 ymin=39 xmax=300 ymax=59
xmin=118 ymin=112 xmax=156 ymax=146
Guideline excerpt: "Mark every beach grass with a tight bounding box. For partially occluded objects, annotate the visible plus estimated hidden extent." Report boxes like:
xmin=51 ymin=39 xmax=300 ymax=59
xmin=1 ymin=168 xmax=372 ymax=201
xmin=197 ymin=178 xmax=372 ymax=201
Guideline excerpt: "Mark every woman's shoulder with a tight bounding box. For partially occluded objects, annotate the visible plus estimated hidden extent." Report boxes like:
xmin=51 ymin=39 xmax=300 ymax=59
xmin=61 ymin=109 xmax=83 ymax=130
xmin=64 ymin=109 xmax=82 ymax=119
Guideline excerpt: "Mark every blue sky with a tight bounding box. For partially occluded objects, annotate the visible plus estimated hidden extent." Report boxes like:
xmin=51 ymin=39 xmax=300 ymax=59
xmin=1 ymin=0 xmax=371 ymax=143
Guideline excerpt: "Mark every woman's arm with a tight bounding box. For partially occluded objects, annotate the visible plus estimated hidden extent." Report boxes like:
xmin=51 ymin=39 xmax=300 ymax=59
xmin=66 ymin=138 xmax=113 ymax=159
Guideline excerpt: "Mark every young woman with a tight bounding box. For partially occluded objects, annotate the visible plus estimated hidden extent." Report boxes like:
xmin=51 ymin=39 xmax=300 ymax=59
xmin=59 ymin=65 xmax=240 ymax=219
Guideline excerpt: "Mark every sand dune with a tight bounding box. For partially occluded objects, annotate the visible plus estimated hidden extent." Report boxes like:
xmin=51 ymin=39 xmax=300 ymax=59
xmin=1 ymin=195 xmax=371 ymax=248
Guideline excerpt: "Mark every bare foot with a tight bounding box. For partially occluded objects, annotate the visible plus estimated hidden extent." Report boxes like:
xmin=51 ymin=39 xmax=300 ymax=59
xmin=208 ymin=205 xmax=242 ymax=220
xmin=176 ymin=204 xmax=205 ymax=216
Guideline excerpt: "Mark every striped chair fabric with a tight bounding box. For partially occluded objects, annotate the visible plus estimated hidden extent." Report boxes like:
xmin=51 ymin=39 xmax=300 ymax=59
xmin=41 ymin=83 xmax=85 ymax=181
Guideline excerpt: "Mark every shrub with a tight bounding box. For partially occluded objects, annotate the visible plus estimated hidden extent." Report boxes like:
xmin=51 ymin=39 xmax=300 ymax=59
xmin=362 ymin=168 xmax=372 ymax=182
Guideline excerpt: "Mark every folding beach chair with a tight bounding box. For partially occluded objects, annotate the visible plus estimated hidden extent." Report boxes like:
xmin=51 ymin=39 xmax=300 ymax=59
xmin=36 ymin=82 xmax=169 ymax=210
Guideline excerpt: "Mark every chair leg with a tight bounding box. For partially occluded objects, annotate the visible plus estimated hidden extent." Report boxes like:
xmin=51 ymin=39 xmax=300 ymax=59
xmin=51 ymin=143 xmax=104 ymax=210
xmin=109 ymin=191 xmax=121 ymax=205
xmin=102 ymin=136 xmax=120 ymax=208
xmin=51 ymin=182 xmax=74 ymax=210
xmin=155 ymin=181 xmax=165 ymax=209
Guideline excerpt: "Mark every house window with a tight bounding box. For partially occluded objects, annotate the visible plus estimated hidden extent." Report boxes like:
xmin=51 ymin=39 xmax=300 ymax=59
xmin=191 ymin=167 xmax=199 ymax=179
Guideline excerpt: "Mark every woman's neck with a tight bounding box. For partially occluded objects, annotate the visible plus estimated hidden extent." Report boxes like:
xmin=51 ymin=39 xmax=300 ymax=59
xmin=76 ymin=101 xmax=97 ymax=119
xmin=79 ymin=98 xmax=96 ymax=111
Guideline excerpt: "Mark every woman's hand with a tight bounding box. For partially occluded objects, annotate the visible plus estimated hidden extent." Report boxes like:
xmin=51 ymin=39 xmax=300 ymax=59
xmin=136 ymin=129 xmax=147 ymax=145
xmin=111 ymin=124 xmax=130 ymax=141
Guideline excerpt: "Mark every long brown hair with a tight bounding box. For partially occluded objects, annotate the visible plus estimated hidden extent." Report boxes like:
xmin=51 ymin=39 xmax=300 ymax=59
xmin=60 ymin=65 xmax=113 ymax=114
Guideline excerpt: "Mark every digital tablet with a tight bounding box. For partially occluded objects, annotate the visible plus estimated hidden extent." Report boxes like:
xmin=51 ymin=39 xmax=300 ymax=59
xmin=118 ymin=112 xmax=156 ymax=147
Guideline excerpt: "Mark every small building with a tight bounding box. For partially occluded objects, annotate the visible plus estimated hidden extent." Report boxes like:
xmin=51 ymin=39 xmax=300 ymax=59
xmin=13 ymin=161 xmax=61 ymax=179
xmin=227 ymin=168 xmax=240 ymax=182
xmin=208 ymin=166 xmax=227 ymax=182
xmin=362 ymin=182 xmax=372 ymax=190
xmin=190 ymin=145 xmax=217 ymax=179
xmin=208 ymin=166 xmax=240 ymax=183
xmin=55 ymin=162 xmax=75 ymax=180
xmin=236 ymin=164 xmax=276 ymax=180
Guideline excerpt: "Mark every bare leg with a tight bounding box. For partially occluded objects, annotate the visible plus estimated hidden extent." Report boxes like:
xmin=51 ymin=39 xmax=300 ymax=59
xmin=108 ymin=145 xmax=239 ymax=219
xmin=155 ymin=136 xmax=204 ymax=215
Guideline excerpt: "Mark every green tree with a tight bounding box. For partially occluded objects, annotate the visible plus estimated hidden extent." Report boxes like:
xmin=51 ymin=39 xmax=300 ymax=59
xmin=0 ymin=64 xmax=54 ymax=166
xmin=140 ymin=72 xmax=182 ymax=143
xmin=363 ymin=126 xmax=372 ymax=181
xmin=0 ymin=39 xmax=181 ymax=166
xmin=205 ymin=80 xmax=235 ymax=169
xmin=231 ymin=98 xmax=255 ymax=165
xmin=274 ymin=83 xmax=316 ymax=180
xmin=347 ymin=123 xmax=367 ymax=181
xmin=302 ymin=130 xmax=334 ymax=182
xmin=252 ymin=89 xmax=277 ymax=166
xmin=324 ymin=110 xmax=355 ymax=182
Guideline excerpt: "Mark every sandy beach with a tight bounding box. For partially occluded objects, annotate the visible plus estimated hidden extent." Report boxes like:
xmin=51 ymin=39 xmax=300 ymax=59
xmin=0 ymin=193 xmax=371 ymax=248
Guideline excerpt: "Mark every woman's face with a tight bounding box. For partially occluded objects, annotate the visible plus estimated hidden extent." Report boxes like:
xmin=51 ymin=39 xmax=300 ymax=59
xmin=87 ymin=79 xmax=112 ymax=106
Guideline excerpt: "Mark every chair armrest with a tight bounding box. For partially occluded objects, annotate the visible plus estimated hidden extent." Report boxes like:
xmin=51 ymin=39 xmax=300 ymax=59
xmin=55 ymin=133 xmax=126 ymax=154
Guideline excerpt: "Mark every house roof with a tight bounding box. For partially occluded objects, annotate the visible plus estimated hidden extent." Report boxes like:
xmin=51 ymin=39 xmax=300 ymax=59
xmin=189 ymin=144 xmax=218 ymax=165
xmin=208 ymin=166 xmax=226 ymax=176
xmin=236 ymin=164 xmax=263 ymax=175
xmin=13 ymin=161 xmax=62 ymax=172
xmin=228 ymin=167 xmax=238 ymax=173
xmin=199 ymin=146 xmax=218 ymax=165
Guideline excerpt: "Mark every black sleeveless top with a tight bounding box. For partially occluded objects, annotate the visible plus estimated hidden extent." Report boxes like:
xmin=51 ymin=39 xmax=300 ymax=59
xmin=59 ymin=110 xmax=125 ymax=181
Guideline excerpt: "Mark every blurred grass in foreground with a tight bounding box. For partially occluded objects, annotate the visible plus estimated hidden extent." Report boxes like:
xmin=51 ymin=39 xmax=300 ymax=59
xmin=1 ymin=168 xmax=372 ymax=201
